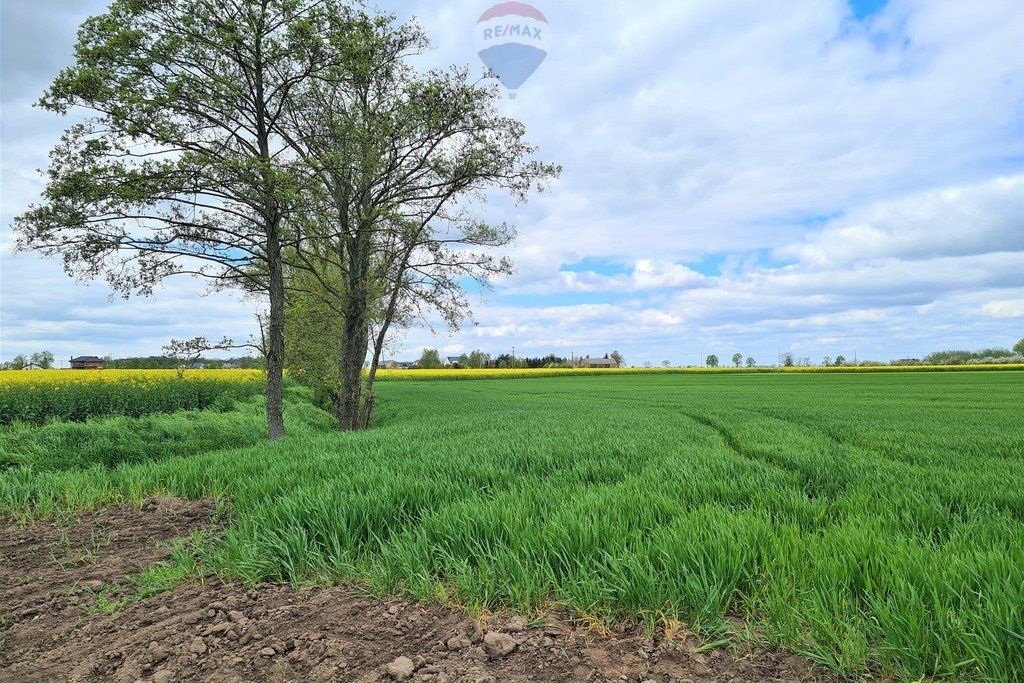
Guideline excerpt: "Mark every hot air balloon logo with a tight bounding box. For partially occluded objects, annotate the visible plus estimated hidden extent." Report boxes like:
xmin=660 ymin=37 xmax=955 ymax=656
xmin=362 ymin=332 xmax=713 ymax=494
xmin=474 ymin=2 xmax=551 ymax=99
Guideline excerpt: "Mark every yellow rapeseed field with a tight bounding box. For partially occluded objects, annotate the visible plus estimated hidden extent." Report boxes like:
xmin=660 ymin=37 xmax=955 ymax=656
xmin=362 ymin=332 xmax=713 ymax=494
xmin=0 ymin=369 xmax=264 ymax=424
xmin=0 ymin=368 xmax=263 ymax=386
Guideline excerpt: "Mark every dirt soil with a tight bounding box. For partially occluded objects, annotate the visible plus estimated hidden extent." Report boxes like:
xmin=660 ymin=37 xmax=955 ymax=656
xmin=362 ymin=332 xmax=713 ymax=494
xmin=1 ymin=498 xmax=839 ymax=683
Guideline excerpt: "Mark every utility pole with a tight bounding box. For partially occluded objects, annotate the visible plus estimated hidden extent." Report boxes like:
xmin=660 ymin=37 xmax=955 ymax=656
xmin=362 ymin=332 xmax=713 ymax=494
xmin=512 ymin=346 xmax=515 ymax=369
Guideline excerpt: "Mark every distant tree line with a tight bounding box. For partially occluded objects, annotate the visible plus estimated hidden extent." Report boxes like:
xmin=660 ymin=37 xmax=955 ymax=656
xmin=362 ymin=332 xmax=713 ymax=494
xmin=698 ymin=340 xmax=1024 ymax=369
xmin=0 ymin=350 xmax=55 ymax=370
xmin=107 ymin=355 xmax=263 ymax=370
xmin=415 ymin=348 xmax=573 ymax=369
xmin=412 ymin=349 xmax=631 ymax=369
xmin=493 ymin=353 xmax=572 ymax=369
xmin=922 ymin=343 xmax=1024 ymax=365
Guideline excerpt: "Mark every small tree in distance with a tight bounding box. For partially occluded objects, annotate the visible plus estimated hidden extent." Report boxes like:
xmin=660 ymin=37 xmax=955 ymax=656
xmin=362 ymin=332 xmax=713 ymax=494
xmin=30 ymin=351 xmax=55 ymax=369
xmin=419 ymin=349 xmax=443 ymax=369
xmin=662 ymin=360 xmax=671 ymax=368
xmin=610 ymin=351 xmax=624 ymax=368
xmin=706 ymin=354 xmax=720 ymax=368
xmin=783 ymin=353 xmax=795 ymax=367
xmin=1014 ymin=339 xmax=1024 ymax=356
xmin=835 ymin=355 xmax=846 ymax=366
xmin=164 ymin=337 xmax=237 ymax=379
xmin=823 ymin=356 xmax=832 ymax=367
xmin=732 ymin=353 xmax=743 ymax=367
xmin=746 ymin=356 xmax=756 ymax=368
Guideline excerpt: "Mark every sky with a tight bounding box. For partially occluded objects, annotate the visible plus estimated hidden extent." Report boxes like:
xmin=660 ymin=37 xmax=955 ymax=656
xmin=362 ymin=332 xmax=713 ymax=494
xmin=1 ymin=0 xmax=1022 ymax=367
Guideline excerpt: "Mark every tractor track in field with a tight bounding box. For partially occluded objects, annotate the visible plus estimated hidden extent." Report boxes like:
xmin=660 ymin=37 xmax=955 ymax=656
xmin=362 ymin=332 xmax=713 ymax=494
xmin=507 ymin=386 xmax=822 ymax=482
xmin=675 ymin=411 xmax=814 ymax=481
xmin=0 ymin=497 xmax=837 ymax=683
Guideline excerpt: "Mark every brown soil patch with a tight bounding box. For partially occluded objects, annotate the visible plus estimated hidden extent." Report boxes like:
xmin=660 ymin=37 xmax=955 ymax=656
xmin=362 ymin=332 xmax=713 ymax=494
xmin=1 ymin=499 xmax=839 ymax=682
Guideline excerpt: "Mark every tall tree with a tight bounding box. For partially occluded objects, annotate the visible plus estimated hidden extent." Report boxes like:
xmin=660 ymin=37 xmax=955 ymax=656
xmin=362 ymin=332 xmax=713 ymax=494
xmin=706 ymin=354 xmax=720 ymax=368
xmin=11 ymin=0 xmax=330 ymax=440
xmin=418 ymin=348 xmax=443 ymax=369
xmin=279 ymin=6 xmax=559 ymax=429
xmin=30 ymin=351 xmax=55 ymax=369
xmin=732 ymin=353 xmax=743 ymax=367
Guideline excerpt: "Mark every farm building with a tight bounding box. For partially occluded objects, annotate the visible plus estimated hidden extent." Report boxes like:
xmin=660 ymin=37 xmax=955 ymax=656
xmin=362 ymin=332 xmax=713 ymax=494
xmin=578 ymin=357 xmax=617 ymax=368
xmin=21 ymin=362 xmax=45 ymax=370
xmin=445 ymin=356 xmax=462 ymax=368
xmin=70 ymin=355 xmax=105 ymax=370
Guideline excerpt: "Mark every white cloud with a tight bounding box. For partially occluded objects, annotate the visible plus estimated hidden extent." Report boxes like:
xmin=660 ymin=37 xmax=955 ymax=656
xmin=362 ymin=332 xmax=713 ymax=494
xmin=631 ymin=260 xmax=706 ymax=290
xmin=981 ymin=300 xmax=1024 ymax=319
xmin=522 ymin=259 xmax=706 ymax=294
xmin=777 ymin=176 xmax=1024 ymax=268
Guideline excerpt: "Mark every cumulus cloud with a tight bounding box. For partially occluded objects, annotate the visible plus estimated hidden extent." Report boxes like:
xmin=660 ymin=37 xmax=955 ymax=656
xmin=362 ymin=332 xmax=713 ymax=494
xmin=981 ymin=300 xmax=1024 ymax=319
xmin=519 ymin=259 xmax=706 ymax=294
xmin=776 ymin=176 xmax=1024 ymax=268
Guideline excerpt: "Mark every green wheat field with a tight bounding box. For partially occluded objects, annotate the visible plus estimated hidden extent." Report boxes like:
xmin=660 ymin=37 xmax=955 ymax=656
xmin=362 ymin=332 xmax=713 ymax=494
xmin=2 ymin=372 xmax=1022 ymax=681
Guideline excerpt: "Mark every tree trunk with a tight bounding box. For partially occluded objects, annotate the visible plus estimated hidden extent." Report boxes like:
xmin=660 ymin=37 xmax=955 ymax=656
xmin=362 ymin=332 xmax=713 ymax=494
xmin=336 ymin=288 xmax=368 ymax=430
xmin=360 ymin=246 xmax=412 ymax=429
xmin=265 ymin=218 xmax=286 ymax=441
xmin=336 ymin=241 xmax=369 ymax=431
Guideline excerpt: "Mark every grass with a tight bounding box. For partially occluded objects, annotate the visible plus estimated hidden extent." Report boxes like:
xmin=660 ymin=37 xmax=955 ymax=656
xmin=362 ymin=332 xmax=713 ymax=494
xmin=0 ymin=391 xmax=332 ymax=471
xmin=1 ymin=372 xmax=1022 ymax=681
xmin=84 ymin=531 xmax=212 ymax=615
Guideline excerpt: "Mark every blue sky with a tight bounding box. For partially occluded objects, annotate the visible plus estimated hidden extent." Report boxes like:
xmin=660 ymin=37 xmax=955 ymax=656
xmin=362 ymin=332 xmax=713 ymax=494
xmin=1 ymin=0 xmax=1022 ymax=366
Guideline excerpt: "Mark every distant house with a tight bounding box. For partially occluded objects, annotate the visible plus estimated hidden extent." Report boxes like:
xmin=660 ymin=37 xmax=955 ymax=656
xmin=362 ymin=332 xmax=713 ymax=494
xmin=70 ymin=356 xmax=105 ymax=370
xmin=22 ymin=362 xmax=44 ymax=371
xmin=383 ymin=360 xmax=420 ymax=370
xmin=579 ymin=357 xmax=616 ymax=369
xmin=445 ymin=356 xmax=462 ymax=368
